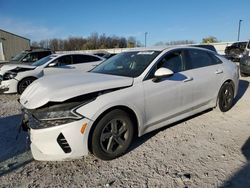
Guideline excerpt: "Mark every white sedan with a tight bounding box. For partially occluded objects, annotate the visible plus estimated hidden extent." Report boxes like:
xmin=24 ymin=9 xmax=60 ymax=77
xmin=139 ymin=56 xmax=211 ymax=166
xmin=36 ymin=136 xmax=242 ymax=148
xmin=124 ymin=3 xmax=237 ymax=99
xmin=20 ymin=46 xmax=239 ymax=161
xmin=0 ymin=53 xmax=104 ymax=94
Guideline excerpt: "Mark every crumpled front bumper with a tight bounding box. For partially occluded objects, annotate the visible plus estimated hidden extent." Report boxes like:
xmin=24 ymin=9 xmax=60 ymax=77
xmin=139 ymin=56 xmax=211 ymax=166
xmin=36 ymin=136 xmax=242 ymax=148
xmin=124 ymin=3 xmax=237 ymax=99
xmin=20 ymin=110 xmax=93 ymax=161
xmin=0 ymin=78 xmax=18 ymax=94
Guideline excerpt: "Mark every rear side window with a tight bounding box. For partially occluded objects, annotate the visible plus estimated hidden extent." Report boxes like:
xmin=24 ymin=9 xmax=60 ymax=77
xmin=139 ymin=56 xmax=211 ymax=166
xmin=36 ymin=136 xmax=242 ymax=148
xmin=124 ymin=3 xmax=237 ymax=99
xmin=208 ymin=53 xmax=223 ymax=65
xmin=72 ymin=55 xmax=101 ymax=64
xmin=188 ymin=49 xmax=216 ymax=69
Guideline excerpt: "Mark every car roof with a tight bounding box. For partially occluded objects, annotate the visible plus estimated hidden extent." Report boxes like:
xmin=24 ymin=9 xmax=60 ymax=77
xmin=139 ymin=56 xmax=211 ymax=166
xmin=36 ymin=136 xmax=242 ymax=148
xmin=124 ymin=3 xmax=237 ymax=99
xmin=51 ymin=53 xmax=105 ymax=60
xmin=123 ymin=45 xmax=216 ymax=53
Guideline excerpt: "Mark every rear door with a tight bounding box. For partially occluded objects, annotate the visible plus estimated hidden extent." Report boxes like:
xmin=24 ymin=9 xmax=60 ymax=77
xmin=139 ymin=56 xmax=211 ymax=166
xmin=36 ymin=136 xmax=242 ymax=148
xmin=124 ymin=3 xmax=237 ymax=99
xmin=186 ymin=49 xmax=224 ymax=108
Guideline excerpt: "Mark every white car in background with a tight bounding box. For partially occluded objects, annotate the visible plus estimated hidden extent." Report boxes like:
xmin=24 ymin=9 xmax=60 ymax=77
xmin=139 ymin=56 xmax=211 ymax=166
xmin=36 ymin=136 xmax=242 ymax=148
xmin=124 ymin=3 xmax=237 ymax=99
xmin=0 ymin=53 xmax=104 ymax=94
xmin=20 ymin=46 xmax=239 ymax=161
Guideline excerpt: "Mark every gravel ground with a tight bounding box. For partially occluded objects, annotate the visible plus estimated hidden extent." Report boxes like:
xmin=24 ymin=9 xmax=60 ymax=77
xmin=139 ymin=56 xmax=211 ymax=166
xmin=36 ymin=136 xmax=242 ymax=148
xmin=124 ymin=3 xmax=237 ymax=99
xmin=0 ymin=77 xmax=250 ymax=188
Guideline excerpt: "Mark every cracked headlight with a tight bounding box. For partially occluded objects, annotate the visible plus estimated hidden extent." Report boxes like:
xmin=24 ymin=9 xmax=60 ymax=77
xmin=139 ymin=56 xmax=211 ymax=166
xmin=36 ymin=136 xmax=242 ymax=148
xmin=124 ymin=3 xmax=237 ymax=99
xmin=30 ymin=102 xmax=87 ymax=129
xmin=3 ymin=72 xmax=17 ymax=80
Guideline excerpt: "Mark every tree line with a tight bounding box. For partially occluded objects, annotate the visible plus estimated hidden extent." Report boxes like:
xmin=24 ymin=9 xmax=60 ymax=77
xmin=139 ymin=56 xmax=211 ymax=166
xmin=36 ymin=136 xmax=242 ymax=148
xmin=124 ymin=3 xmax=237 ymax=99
xmin=31 ymin=33 xmax=140 ymax=51
xmin=31 ymin=33 xmax=219 ymax=51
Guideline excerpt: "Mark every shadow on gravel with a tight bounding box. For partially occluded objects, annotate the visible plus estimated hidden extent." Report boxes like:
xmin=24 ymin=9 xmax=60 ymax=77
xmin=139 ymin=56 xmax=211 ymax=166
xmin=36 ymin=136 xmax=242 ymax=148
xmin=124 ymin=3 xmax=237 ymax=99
xmin=0 ymin=114 xmax=33 ymax=177
xmin=128 ymin=109 xmax=212 ymax=153
xmin=233 ymin=79 xmax=249 ymax=106
xmin=220 ymin=137 xmax=250 ymax=188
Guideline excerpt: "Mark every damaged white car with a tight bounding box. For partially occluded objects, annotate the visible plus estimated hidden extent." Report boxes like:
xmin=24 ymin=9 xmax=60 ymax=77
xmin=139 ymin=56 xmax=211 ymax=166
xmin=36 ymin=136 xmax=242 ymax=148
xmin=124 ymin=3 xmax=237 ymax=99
xmin=0 ymin=53 xmax=104 ymax=94
xmin=20 ymin=47 xmax=239 ymax=161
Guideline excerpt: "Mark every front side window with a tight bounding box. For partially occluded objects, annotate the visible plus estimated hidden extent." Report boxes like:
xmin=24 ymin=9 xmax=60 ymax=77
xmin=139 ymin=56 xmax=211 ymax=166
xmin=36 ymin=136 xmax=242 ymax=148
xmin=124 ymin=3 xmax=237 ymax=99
xmin=145 ymin=50 xmax=186 ymax=80
xmin=50 ymin=55 xmax=72 ymax=67
xmin=91 ymin=51 xmax=161 ymax=77
xmin=157 ymin=51 xmax=184 ymax=73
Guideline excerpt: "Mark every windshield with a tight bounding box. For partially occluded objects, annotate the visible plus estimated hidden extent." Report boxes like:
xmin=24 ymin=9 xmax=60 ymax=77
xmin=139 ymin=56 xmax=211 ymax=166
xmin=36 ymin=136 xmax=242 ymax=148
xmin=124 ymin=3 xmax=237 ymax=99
xmin=32 ymin=55 xmax=54 ymax=66
xmin=11 ymin=52 xmax=27 ymax=61
xmin=91 ymin=51 xmax=160 ymax=77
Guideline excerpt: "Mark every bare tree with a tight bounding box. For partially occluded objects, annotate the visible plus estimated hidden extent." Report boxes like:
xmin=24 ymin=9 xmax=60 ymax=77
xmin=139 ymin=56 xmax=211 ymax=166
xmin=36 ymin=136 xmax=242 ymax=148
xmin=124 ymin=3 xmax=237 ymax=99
xmin=32 ymin=33 xmax=131 ymax=51
xmin=202 ymin=36 xmax=219 ymax=44
xmin=155 ymin=40 xmax=195 ymax=46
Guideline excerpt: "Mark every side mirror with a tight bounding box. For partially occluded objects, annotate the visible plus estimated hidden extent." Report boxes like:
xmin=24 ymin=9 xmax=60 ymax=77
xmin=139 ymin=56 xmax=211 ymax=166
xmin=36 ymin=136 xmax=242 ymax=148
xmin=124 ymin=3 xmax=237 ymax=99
xmin=22 ymin=58 xmax=28 ymax=62
xmin=48 ymin=62 xmax=57 ymax=67
xmin=153 ymin=68 xmax=174 ymax=82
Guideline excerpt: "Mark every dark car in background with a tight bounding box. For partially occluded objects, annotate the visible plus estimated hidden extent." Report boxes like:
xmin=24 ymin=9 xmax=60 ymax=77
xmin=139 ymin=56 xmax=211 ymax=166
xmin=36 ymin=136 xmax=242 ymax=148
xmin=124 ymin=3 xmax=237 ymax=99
xmin=192 ymin=44 xmax=217 ymax=53
xmin=94 ymin=52 xmax=117 ymax=59
xmin=239 ymin=40 xmax=250 ymax=76
xmin=10 ymin=49 xmax=53 ymax=64
xmin=225 ymin=41 xmax=247 ymax=62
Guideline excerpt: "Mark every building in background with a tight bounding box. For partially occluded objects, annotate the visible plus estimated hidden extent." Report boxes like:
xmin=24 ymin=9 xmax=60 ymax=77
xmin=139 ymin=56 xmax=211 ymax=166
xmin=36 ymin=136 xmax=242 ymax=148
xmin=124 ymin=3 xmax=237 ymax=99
xmin=0 ymin=29 xmax=30 ymax=62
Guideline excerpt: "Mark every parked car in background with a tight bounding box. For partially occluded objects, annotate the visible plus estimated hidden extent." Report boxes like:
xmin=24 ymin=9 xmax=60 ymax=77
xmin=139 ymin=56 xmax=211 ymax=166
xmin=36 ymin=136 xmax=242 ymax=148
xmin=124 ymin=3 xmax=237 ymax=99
xmin=192 ymin=44 xmax=217 ymax=53
xmin=94 ymin=52 xmax=117 ymax=59
xmin=240 ymin=40 xmax=250 ymax=76
xmin=0 ymin=53 xmax=104 ymax=94
xmin=20 ymin=46 xmax=239 ymax=161
xmin=102 ymin=53 xmax=117 ymax=59
xmin=10 ymin=49 xmax=53 ymax=64
xmin=225 ymin=41 xmax=247 ymax=62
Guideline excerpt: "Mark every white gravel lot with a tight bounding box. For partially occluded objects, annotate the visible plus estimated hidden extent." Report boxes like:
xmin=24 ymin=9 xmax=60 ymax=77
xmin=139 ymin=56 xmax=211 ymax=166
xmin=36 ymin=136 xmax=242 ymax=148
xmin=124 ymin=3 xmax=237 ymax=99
xmin=0 ymin=77 xmax=250 ymax=188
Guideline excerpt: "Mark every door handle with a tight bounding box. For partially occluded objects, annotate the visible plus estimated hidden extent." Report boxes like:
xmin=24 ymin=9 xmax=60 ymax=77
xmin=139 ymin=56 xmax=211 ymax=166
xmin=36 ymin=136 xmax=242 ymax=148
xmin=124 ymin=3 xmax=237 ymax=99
xmin=215 ymin=69 xmax=223 ymax=74
xmin=183 ymin=77 xmax=193 ymax=82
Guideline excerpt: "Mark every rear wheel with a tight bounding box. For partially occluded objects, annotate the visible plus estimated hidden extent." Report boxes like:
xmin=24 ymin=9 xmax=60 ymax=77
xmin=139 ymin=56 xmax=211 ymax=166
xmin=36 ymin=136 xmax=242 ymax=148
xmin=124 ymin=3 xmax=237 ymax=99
xmin=17 ymin=77 xmax=36 ymax=94
xmin=91 ymin=109 xmax=134 ymax=160
xmin=217 ymin=82 xmax=234 ymax=112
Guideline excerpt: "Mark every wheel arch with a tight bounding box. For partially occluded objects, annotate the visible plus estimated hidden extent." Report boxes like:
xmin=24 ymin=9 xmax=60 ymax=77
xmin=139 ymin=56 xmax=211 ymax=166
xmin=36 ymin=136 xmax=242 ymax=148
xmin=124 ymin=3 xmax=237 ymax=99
xmin=87 ymin=105 xmax=139 ymax=153
xmin=17 ymin=76 xmax=38 ymax=94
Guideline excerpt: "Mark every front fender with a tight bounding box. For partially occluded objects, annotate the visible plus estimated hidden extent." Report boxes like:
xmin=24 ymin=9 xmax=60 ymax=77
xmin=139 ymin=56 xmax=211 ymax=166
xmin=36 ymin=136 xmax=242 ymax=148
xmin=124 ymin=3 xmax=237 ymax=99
xmin=76 ymin=85 xmax=145 ymax=136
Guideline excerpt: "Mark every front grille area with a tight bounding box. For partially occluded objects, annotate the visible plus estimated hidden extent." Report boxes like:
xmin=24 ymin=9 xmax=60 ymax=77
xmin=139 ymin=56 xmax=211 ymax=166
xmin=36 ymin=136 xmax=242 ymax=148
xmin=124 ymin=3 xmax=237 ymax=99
xmin=57 ymin=133 xmax=72 ymax=153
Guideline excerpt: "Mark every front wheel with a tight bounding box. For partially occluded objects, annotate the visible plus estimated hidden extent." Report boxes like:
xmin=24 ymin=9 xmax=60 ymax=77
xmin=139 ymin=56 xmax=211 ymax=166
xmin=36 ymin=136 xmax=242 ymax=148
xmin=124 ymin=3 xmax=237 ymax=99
xmin=91 ymin=109 xmax=134 ymax=160
xmin=217 ymin=82 xmax=234 ymax=112
xmin=17 ymin=77 xmax=36 ymax=94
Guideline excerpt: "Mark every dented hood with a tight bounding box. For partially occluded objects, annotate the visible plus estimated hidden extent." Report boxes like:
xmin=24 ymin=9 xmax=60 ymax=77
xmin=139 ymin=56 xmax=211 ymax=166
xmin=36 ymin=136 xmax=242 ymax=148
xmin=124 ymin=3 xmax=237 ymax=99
xmin=0 ymin=64 xmax=36 ymax=74
xmin=20 ymin=71 xmax=133 ymax=109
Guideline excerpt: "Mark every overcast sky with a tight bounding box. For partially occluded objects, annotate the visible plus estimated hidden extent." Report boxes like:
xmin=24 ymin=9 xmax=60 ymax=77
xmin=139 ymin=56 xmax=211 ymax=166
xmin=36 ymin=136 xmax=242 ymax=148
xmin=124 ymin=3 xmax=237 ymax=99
xmin=0 ymin=0 xmax=250 ymax=45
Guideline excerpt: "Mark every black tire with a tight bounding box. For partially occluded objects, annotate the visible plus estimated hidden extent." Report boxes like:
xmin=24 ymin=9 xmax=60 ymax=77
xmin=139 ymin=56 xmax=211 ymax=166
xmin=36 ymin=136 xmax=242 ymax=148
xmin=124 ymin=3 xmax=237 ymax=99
xmin=17 ymin=77 xmax=36 ymax=94
xmin=217 ymin=82 xmax=234 ymax=112
xmin=91 ymin=109 xmax=134 ymax=160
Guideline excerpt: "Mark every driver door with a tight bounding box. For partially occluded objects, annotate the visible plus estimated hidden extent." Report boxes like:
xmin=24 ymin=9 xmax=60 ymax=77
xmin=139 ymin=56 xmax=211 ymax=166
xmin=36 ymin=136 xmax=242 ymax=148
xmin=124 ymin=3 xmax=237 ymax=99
xmin=142 ymin=49 xmax=194 ymax=131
